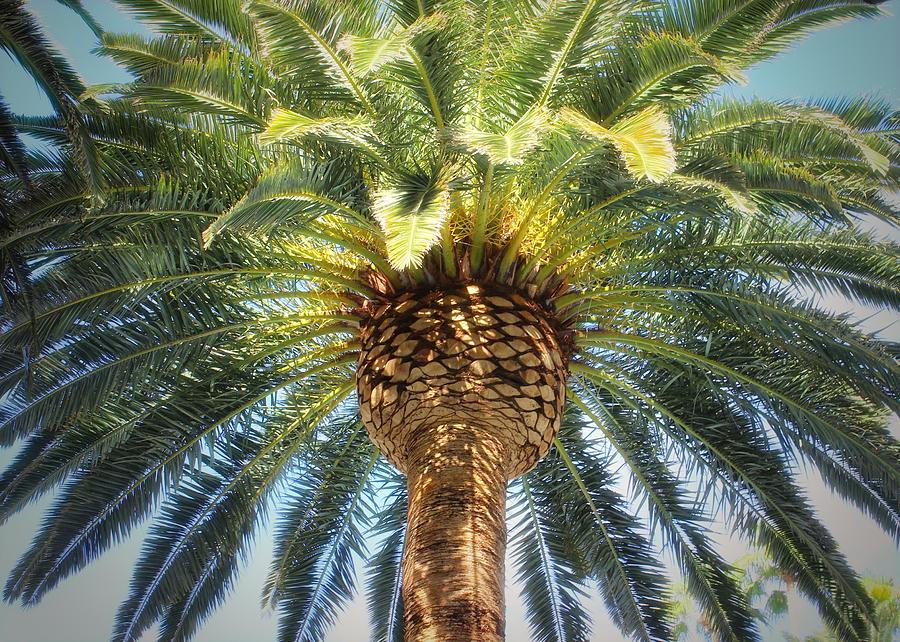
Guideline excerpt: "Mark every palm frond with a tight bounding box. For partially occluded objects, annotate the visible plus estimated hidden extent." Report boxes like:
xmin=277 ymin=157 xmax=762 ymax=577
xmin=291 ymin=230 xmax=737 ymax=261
xmin=112 ymin=424 xmax=293 ymax=642
xmin=543 ymin=423 xmax=673 ymax=642
xmin=265 ymin=419 xmax=377 ymax=642
xmin=112 ymin=0 xmax=257 ymax=46
xmin=372 ymin=168 xmax=449 ymax=270
xmin=365 ymin=468 xmax=406 ymax=642
xmin=0 ymin=0 xmax=102 ymax=190
xmin=562 ymin=107 xmax=676 ymax=183
xmin=202 ymin=158 xmax=368 ymax=247
xmin=248 ymin=0 xmax=376 ymax=112
xmin=570 ymin=386 xmax=761 ymax=642
xmin=510 ymin=471 xmax=591 ymax=642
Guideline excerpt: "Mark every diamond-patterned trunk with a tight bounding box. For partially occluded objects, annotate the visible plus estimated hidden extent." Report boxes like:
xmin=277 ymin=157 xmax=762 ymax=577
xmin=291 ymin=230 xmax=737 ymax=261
xmin=356 ymin=284 xmax=568 ymax=641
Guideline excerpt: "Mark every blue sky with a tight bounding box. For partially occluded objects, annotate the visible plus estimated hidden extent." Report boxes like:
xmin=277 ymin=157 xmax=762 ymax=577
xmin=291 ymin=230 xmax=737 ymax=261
xmin=0 ymin=2 xmax=898 ymax=641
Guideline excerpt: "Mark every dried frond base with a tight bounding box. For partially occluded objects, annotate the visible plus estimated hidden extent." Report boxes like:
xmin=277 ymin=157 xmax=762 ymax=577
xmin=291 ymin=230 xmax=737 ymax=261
xmin=357 ymin=283 xmax=568 ymax=479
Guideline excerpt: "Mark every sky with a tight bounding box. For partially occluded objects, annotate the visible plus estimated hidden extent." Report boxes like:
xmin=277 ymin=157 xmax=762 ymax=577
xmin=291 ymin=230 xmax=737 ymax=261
xmin=0 ymin=2 xmax=899 ymax=641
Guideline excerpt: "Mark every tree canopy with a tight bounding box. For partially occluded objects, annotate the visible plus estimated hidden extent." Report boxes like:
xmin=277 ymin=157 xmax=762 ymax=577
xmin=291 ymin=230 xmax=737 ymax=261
xmin=0 ymin=1 xmax=898 ymax=641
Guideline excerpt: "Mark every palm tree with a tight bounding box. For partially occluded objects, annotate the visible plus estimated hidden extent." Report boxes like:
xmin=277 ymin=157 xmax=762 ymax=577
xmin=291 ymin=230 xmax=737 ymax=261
xmin=772 ymin=573 xmax=900 ymax=642
xmin=1 ymin=1 xmax=899 ymax=641
xmin=673 ymin=558 xmax=900 ymax=641
xmin=672 ymin=553 xmax=794 ymax=640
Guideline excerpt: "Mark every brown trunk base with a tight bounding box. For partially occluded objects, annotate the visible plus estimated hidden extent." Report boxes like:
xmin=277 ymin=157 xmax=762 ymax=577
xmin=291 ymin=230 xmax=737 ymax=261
xmin=403 ymin=424 xmax=507 ymax=642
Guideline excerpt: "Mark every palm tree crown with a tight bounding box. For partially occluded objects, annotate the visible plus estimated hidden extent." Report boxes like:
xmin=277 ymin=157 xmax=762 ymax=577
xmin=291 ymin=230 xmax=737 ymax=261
xmin=1 ymin=1 xmax=898 ymax=641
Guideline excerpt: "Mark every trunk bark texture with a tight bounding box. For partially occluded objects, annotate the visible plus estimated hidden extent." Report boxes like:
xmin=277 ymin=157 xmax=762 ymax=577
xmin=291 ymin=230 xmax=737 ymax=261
xmin=402 ymin=423 xmax=507 ymax=642
xmin=356 ymin=284 xmax=570 ymax=642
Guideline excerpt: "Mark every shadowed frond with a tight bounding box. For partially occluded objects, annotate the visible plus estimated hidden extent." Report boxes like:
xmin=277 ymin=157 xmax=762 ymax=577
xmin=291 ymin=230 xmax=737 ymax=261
xmin=510 ymin=469 xmax=591 ymax=642
xmin=264 ymin=418 xmax=377 ymax=642
xmin=365 ymin=468 xmax=406 ymax=642
xmin=569 ymin=387 xmax=759 ymax=642
xmin=535 ymin=418 xmax=673 ymax=642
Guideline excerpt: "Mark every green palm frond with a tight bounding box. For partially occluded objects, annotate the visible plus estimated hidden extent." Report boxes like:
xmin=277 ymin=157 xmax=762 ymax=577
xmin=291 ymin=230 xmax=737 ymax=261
xmin=0 ymin=98 xmax=29 ymax=185
xmin=112 ymin=0 xmax=257 ymax=45
xmin=488 ymin=0 xmax=634 ymax=121
xmin=561 ymin=107 xmax=677 ymax=182
xmin=112 ymin=425 xmax=289 ymax=642
xmin=661 ymin=0 xmax=885 ymax=67
xmin=248 ymin=0 xmax=377 ymax=111
xmin=547 ymin=429 xmax=672 ymax=642
xmin=569 ymin=388 xmax=759 ymax=642
xmin=202 ymin=158 xmax=368 ymax=246
xmin=511 ymin=467 xmax=591 ymax=642
xmin=258 ymin=109 xmax=382 ymax=158
xmin=96 ymin=32 xmax=212 ymax=76
xmin=0 ymin=0 xmax=102 ymax=190
xmin=265 ymin=419 xmax=377 ymax=642
xmin=455 ymin=107 xmax=553 ymax=166
xmin=365 ymin=470 xmax=406 ymax=642
xmin=573 ymin=363 xmax=875 ymax=641
xmin=573 ymin=31 xmax=740 ymax=124
xmin=373 ymin=168 xmax=449 ymax=270
xmin=122 ymin=48 xmax=273 ymax=125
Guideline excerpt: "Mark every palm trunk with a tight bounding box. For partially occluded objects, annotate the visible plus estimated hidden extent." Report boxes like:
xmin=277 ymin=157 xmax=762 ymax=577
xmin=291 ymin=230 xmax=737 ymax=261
xmin=357 ymin=285 xmax=569 ymax=642
xmin=402 ymin=423 xmax=507 ymax=642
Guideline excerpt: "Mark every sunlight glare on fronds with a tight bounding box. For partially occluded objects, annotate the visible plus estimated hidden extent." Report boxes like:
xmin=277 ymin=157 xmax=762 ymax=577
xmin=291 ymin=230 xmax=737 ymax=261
xmin=562 ymin=107 xmax=677 ymax=183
